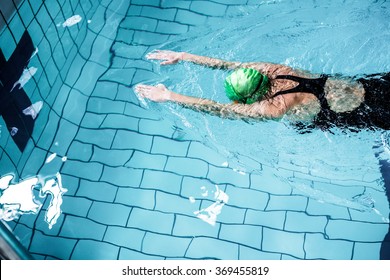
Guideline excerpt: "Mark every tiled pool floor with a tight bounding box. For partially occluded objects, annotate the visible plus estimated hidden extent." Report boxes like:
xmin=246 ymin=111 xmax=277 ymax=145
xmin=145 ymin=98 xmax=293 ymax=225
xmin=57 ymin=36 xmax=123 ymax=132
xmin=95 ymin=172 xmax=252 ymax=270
xmin=0 ymin=0 xmax=389 ymax=260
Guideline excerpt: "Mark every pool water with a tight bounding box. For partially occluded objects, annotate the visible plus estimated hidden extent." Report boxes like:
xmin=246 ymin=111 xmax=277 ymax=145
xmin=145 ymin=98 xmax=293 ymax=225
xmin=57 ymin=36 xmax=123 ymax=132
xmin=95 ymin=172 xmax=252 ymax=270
xmin=0 ymin=0 xmax=389 ymax=260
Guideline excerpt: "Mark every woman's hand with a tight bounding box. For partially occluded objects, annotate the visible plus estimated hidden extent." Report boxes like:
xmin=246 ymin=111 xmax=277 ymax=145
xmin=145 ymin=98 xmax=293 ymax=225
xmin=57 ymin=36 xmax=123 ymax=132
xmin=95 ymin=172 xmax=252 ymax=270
xmin=146 ymin=50 xmax=184 ymax=65
xmin=134 ymin=84 xmax=172 ymax=102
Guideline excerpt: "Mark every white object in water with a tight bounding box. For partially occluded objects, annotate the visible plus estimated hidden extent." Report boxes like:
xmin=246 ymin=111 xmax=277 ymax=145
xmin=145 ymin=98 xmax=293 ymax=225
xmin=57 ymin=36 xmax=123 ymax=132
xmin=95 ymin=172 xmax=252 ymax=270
xmin=45 ymin=153 xmax=58 ymax=164
xmin=11 ymin=67 xmax=37 ymax=91
xmin=62 ymin=15 xmax=82 ymax=27
xmin=0 ymin=175 xmax=41 ymax=221
xmin=40 ymin=173 xmax=68 ymax=229
xmin=0 ymin=173 xmax=68 ymax=229
xmin=10 ymin=127 xmax=18 ymax=136
xmin=194 ymin=185 xmax=229 ymax=226
xmin=23 ymin=101 xmax=43 ymax=120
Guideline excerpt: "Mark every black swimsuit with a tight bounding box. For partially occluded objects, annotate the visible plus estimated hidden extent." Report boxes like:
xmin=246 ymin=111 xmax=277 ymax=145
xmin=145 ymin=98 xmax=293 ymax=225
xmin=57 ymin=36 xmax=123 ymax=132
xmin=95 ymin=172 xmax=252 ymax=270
xmin=273 ymin=73 xmax=390 ymax=131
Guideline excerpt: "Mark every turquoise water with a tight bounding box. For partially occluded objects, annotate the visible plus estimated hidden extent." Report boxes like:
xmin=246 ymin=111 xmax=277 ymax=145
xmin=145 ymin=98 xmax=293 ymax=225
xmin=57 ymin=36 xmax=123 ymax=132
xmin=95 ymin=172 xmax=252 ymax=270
xmin=0 ymin=0 xmax=389 ymax=260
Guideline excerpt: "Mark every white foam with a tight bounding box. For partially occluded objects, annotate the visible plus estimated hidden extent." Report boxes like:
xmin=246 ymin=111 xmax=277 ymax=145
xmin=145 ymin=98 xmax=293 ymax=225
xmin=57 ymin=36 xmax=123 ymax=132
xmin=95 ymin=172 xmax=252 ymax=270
xmin=0 ymin=174 xmax=68 ymax=229
xmin=45 ymin=153 xmax=57 ymax=164
xmin=194 ymin=185 xmax=229 ymax=226
xmin=11 ymin=67 xmax=37 ymax=91
xmin=62 ymin=15 xmax=82 ymax=27
xmin=23 ymin=101 xmax=43 ymax=120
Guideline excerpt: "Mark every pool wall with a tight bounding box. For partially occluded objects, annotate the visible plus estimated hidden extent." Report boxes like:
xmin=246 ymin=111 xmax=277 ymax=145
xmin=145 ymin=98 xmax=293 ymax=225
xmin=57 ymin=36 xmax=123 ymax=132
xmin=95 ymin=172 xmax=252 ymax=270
xmin=0 ymin=0 xmax=389 ymax=260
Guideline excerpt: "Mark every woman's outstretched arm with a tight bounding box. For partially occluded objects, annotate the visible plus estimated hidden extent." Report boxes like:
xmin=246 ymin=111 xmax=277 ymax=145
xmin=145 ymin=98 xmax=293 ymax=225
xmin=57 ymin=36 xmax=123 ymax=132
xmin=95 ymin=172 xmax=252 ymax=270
xmin=146 ymin=50 xmax=297 ymax=77
xmin=135 ymin=84 xmax=287 ymax=120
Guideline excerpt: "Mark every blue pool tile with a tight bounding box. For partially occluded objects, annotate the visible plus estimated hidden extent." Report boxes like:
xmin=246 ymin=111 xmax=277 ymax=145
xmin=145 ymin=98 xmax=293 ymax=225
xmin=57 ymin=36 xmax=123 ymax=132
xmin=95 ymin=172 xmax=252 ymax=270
xmin=187 ymin=142 xmax=227 ymax=166
xmin=9 ymin=12 xmax=24 ymax=42
xmin=266 ymin=195 xmax=308 ymax=212
xmin=77 ymin=179 xmax=117 ymax=202
xmin=62 ymin=90 xmax=89 ymax=125
xmin=0 ymin=28 xmax=16 ymax=60
xmin=143 ymin=232 xmax=191 ymax=257
xmin=88 ymin=201 xmax=131 ymax=226
xmin=217 ymin=205 xmax=246 ymax=224
xmin=152 ymin=137 xmax=189 ymax=157
xmin=44 ymin=0 xmax=61 ymax=19
xmin=62 ymin=160 xmax=103 ymax=181
xmin=126 ymin=151 xmax=167 ymax=170
xmin=91 ymin=81 xmax=118 ymax=99
xmin=116 ymin=29 xmax=135 ymax=45
xmin=353 ymin=242 xmax=381 ymax=260
xmin=27 ymin=19 xmax=44 ymax=45
xmin=61 ymin=196 xmax=92 ymax=217
xmin=78 ymin=31 xmax=97 ymax=59
xmin=239 ymin=246 xmax=281 ymax=260
xmin=19 ymin=0 xmax=34 ymax=27
xmin=71 ymin=240 xmax=119 ymax=260
xmin=101 ymin=69 xmax=135 ymax=85
xmin=326 ymin=220 xmax=388 ymax=242
xmin=285 ymin=212 xmax=328 ymax=233
xmin=127 ymin=208 xmax=175 ymax=234
xmin=119 ymin=248 xmax=164 ymax=260
xmin=80 ymin=112 xmax=106 ymax=128
xmin=225 ymin=186 xmax=268 ymax=211
xmin=60 ymin=174 xmax=80 ymax=196
xmin=13 ymin=223 xmax=33 ymax=249
xmin=90 ymin=35 xmax=113 ymax=66
xmin=112 ymin=42 xmax=148 ymax=59
xmin=112 ymin=130 xmax=153 ymax=152
xmin=190 ymin=1 xmax=227 ymax=17
xmin=132 ymin=69 xmax=160 ymax=84
xmin=304 ymin=233 xmax=353 ymax=259
xmin=92 ymin=147 xmax=133 ymax=166
xmin=104 ymin=226 xmax=145 ymax=251
xmin=186 ymin=237 xmax=239 ymax=259
xmin=175 ymin=9 xmax=207 ymax=25
xmin=139 ymin=119 xmax=176 ymax=138
xmin=101 ymin=166 xmax=143 ymax=188
xmin=20 ymin=147 xmax=47 ymax=177
xmin=100 ymin=9 xmax=125 ymax=39
xmin=76 ymin=128 xmax=116 ymax=149
xmin=36 ymin=4 xmax=51 ymax=33
xmin=250 ymin=171 xmax=292 ymax=195
xmin=29 ymin=0 xmax=43 ymax=15
xmin=115 ymin=187 xmax=156 ymax=209
xmin=64 ymin=53 xmax=86 ymax=85
xmin=155 ymin=191 xmax=200 ymax=216
xmin=156 ymin=20 xmax=188 ymax=34
xmin=30 ymin=231 xmax=76 ymax=260
xmin=88 ymin=5 xmax=106 ymax=33
xmin=161 ymin=0 xmax=191 ymax=9
xmin=180 ymin=177 xmax=216 ymax=199
xmin=141 ymin=170 xmax=182 ymax=194
xmin=141 ymin=6 xmax=177 ymax=21
xmin=173 ymin=215 xmax=220 ymax=237
xmin=165 ymin=157 xmax=208 ymax=177
xmin=123 ymin=16 xmax=158 ymax=32
xmin=208 ymin=166 xmax=250 ymax=188
xmin=262 ymin=228 xmax=305 ymax=259
xmin=74 ymin=62 xmax=107 ymax=96
xmin=60 ymin=216 xmax=106 ymax=240
xmin=306 ymin=199 xmax=351 ymax=219
xmin=87 ymin=97 xmax=126 ymax=114
xmin=133 ymin=31 xmax=169 ymax=45
xmin=220 ymin=224 xmax=262 ymax=249
xmin=50 ymin=119 xmax=78 ymax=155
xmin=68 ymin=141 xmax=93 ymax=162
xmin=125 ymin=102 xmax=160 ymax=119
xmin=101 ymin=115 xmax=139 ymax=131
xmin=53 ymin=85 xmax=71 ymax=115
xmin=131 ymin=0 xmax=160 ymax=6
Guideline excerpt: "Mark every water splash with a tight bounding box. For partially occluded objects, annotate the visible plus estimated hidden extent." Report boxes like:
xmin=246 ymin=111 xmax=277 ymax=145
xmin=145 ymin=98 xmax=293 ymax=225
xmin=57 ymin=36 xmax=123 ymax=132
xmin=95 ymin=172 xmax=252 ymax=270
xmin=0 ymin=173 xmax=68 ymax=229
xmin=194 ymin=185 xmax=229 ymax=226
xmin=11 ymin=67 xmax=37 ymax=91
xmin=62 ymin=15 xmax=82 ymax=27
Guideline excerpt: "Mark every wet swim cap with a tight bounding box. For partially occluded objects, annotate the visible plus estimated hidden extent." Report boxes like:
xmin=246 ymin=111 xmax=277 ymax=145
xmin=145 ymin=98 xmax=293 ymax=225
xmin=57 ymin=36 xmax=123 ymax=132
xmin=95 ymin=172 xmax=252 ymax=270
xmin=224 ymin=68 xmax=270 ymax=104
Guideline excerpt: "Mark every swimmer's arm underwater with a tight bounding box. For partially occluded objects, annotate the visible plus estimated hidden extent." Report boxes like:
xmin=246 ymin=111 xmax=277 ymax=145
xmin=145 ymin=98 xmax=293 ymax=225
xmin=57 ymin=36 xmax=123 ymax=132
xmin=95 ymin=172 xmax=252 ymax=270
xmin=135 ymin=84 xmax=287 ymax=120
xmin=146 ymin=50 xmax=294 ymax=77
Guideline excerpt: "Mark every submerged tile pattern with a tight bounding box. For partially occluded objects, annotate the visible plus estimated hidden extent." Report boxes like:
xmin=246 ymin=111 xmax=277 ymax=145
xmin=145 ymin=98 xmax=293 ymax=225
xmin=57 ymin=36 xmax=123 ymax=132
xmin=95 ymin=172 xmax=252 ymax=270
xmin=0 ymin=0 xmax=389 ymax=260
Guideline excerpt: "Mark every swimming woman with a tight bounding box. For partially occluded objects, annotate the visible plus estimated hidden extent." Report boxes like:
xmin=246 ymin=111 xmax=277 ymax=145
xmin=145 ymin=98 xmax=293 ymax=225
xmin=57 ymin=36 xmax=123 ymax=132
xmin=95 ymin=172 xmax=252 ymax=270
xmin=135 ymin=50 xmax=390 ymax=130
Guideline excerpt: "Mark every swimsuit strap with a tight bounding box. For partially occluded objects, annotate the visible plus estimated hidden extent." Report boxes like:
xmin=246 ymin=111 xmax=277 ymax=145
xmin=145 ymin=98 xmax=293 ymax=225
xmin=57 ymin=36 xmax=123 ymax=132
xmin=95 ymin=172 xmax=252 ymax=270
xmin=273 ymin=74 xmax=330 ymax=110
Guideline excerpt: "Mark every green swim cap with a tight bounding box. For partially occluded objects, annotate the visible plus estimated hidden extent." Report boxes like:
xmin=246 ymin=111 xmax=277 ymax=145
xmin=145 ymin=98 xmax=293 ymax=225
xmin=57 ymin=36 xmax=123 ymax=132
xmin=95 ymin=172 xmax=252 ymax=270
xmin=224 ymin=68 xmax=270 ymax=104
